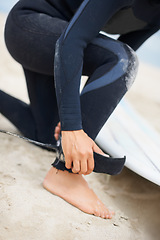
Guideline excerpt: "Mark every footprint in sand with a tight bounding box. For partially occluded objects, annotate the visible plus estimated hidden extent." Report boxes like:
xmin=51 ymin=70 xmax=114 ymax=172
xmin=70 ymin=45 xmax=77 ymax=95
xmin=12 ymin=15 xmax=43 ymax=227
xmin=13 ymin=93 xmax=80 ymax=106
xmin=0 ymin=172 xmax=16 ymax=186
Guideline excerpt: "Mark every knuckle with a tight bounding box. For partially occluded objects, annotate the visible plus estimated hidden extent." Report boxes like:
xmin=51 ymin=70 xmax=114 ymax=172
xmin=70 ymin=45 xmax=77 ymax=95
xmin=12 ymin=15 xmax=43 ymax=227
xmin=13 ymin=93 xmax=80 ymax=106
xmin=79 ymin=151 xmax=86 ymax=158
xmin=79 ymin=152 xmax=89 ymax=160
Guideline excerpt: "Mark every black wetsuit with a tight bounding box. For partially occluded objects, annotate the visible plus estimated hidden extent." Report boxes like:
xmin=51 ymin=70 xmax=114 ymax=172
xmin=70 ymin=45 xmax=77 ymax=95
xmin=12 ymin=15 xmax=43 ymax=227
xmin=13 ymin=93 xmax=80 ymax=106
xmin=2 ymin=0 xmax=160 ymax=145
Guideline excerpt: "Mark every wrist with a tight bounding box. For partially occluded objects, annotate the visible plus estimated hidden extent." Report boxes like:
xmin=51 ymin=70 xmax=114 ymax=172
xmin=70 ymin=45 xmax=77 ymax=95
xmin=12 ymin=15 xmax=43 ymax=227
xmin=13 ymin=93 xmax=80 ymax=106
xmin=61 ymin=129 xmax=83 ymax=136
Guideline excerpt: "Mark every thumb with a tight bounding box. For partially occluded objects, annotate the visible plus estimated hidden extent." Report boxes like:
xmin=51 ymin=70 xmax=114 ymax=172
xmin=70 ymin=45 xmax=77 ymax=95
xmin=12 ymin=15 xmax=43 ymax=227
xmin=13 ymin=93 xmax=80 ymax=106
xmin=93 ymin=142 xmax=104 ymax=155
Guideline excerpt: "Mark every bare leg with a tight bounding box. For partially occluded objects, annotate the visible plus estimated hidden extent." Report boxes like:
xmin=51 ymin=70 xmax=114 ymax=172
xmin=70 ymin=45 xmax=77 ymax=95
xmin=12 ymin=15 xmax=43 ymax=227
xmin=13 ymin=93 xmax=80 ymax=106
xmin=43 ymin=167 xmax=113 ymax=219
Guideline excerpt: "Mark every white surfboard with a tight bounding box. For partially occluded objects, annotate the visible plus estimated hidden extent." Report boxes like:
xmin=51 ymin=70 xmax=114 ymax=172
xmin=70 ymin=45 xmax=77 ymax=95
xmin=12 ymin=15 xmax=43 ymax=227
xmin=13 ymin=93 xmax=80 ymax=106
xmin=95 ymin=99 xmax=160 ymax=186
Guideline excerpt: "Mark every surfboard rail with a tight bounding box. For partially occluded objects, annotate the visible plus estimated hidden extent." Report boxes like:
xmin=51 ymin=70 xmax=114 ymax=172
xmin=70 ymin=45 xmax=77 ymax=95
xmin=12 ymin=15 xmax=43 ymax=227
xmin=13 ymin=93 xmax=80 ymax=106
xmin=96 ymin=99 xmax=160 ymax=186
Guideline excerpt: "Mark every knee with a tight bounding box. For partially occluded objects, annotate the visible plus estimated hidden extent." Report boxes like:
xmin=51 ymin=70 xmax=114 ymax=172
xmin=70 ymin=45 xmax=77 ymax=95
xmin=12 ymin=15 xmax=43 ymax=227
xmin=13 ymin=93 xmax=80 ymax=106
xmin=85 ymin=35 xmax=138 ymax=91
xmin=120 ymin=42 xmax=139 ymax=90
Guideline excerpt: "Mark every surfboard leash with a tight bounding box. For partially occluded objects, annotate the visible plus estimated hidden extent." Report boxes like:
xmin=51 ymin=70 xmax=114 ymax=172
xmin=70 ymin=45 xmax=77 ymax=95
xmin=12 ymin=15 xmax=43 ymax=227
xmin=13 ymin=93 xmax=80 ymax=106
xmin=0 ymin=129 xmax=57 ymax=151
xmin=0 ymin=129 xmax=126 ymax=175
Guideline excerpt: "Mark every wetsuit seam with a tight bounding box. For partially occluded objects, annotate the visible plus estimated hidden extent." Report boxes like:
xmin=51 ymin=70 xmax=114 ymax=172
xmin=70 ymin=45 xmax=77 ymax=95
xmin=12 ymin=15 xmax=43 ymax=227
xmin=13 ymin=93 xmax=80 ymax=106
xmin=62 ymin=0 xmax=90 ymax=42
xmin=58 ymin=1 xmax=90 ymax=87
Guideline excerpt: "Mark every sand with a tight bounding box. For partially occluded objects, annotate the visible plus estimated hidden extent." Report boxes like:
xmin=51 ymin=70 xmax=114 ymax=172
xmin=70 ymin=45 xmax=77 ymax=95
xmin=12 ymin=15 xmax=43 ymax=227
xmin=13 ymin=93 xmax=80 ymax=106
xmin=0 ymin=13 xmax=160 ymax=240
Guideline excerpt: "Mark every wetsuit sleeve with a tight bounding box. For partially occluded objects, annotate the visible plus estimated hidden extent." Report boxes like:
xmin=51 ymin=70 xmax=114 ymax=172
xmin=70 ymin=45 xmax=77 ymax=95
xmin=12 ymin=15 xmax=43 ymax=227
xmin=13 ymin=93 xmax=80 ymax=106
xmin=118 ymin=26 xmax=159 ymax=51
xmin=54 ymin=0 xmax=133 ymax=131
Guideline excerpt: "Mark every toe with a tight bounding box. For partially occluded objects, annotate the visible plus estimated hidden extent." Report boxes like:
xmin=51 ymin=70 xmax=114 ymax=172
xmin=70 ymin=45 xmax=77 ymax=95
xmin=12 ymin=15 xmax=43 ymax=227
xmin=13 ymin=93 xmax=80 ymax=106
xmin=93 ymin=208 xmax=100 ymax=217
xmin=106 ymin=210 xmax=113 ymax=219
xmin=100 ymin=207 xmax=106 ymax=219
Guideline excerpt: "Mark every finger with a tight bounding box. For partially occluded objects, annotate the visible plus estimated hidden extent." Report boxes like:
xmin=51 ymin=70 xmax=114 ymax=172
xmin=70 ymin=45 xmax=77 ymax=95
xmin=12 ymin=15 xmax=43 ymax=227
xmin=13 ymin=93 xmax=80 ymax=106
xmin=54 ymin=126 xmax=60 ymax=140
xmin=79 ymin=160 xmax=88 ymax=175
xmin=55 ymin=126 xmax=59 ymax=132
xmin=54 ymin=122 xmax=61 ymax=136
xmin=65 ymin=154 xmax=72 ymax=169
xmin=54 ymin=133 xmax=59 ymax=141
xmin=55 ymin=126 xmax=60 ymax=135
xmin=85 ymin=154 xmax=94 ymax=175
xmin=72 ymin=160 xmax=80 ymax=174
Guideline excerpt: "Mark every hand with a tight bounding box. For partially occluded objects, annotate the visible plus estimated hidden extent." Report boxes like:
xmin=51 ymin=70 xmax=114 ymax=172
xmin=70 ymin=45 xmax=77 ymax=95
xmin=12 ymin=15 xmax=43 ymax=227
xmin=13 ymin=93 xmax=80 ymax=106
xmin=61 ymin=129 xmax=104 ymax=175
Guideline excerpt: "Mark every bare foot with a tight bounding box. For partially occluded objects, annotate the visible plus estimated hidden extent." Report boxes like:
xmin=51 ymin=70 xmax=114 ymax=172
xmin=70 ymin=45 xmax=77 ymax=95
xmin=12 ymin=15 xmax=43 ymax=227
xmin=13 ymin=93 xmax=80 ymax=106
xmin=43 ymin=167 xmax=114 ymax=219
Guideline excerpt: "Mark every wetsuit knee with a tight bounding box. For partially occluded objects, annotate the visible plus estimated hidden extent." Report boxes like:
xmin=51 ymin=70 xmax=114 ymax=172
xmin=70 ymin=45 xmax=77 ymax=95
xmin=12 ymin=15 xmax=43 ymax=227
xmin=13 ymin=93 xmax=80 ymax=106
xmin=80 ymin=36 xmax=138 ymax=139
xmin=120 ymin=42 xmax=139 ymax=90
xmin=81 ymin=35 xmax=138 ymax=96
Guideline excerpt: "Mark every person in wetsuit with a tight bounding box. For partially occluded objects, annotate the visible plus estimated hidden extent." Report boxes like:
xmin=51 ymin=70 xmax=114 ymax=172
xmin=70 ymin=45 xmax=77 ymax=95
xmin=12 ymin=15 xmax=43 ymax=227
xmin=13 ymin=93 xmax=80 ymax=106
xmin=1 ymin=0 xmax=159 ymax=218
